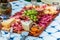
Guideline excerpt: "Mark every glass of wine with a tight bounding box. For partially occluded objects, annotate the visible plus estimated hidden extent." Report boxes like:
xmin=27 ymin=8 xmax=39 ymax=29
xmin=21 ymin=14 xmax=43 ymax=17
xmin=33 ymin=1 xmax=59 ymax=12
xmin=30 ymin=0 xmax=41 ymax=5
xmin=52 ymin=2 xmax=60 ymax=11
xmin=31 ymin=0 xmax=37 ymax=5
xmin=0 ymin=0 xmax=12 ymax=20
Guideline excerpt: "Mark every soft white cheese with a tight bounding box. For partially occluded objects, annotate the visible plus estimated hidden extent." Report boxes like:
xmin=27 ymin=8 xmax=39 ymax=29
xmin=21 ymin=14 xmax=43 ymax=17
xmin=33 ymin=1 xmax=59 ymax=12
xmin=21 ymin=20 xmax=33 ymax=31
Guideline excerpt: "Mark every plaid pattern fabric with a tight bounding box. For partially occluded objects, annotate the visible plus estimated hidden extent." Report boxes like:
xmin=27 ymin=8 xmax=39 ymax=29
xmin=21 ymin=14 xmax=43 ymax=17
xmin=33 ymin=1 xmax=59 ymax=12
xmin=0 ymin=0 xmax=60 ymax=40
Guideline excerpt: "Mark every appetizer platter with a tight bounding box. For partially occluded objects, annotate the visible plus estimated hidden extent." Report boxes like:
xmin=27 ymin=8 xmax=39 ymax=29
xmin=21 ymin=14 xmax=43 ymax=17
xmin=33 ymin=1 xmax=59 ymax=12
xmin=0 ymin=4 xmax=59 ymax=37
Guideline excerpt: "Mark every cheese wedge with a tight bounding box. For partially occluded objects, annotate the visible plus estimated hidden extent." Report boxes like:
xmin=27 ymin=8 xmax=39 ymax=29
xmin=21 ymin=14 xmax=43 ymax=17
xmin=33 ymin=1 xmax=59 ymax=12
xmin=21 ymin=20 xmax=33 ymax=31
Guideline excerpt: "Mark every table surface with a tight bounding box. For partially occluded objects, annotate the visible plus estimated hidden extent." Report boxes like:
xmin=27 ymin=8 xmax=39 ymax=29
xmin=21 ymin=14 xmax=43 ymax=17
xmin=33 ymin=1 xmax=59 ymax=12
xmin=0 ymin=0 xmax=60 ymax=40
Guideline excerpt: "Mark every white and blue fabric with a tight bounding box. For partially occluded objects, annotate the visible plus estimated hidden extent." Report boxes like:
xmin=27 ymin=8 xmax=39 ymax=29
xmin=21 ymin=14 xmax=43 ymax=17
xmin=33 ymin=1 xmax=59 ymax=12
xmin=1 ymin=0 xmax=60 ymax=40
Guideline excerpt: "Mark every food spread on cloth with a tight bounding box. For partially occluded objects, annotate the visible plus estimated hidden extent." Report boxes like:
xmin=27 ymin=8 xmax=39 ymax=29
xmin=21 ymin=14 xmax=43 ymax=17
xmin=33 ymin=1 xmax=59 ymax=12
xmin=0 ymin=4 xmax=59 ymax=37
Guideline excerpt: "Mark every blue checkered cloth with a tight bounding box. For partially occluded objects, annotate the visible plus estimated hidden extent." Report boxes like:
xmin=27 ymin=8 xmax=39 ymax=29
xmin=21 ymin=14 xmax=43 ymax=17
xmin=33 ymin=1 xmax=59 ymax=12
xmin=1 ymin=0 xmax=60 ymax=40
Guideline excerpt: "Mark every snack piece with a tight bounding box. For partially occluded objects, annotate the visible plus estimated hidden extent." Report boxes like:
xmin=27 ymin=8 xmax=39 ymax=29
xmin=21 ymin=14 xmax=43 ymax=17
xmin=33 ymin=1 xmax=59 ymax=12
xmin=29 ymin=24 xmax=44 ymax=37
xmin=24 ymin=9 xmax=38 ymax=22
xmin=1 ymin=18 xmax=15 ymax=31
xmin=38 ymin=14 xmax=53 ymax=28
xmin=32 ymin=5 xmax=44 ymax=11
xmin=21 ymin=20 xmax=33 ymax=31
xmin=11 ymin=19 xmax=23 ymax=33
xmin=44 ymin=6 xmax=58 ymax=14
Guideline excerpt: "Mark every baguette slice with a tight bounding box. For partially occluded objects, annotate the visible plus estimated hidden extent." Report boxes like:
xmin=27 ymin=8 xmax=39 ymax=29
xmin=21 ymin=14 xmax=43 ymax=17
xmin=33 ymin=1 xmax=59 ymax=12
xmin=1 ymin=18 xmax=15 ymax=31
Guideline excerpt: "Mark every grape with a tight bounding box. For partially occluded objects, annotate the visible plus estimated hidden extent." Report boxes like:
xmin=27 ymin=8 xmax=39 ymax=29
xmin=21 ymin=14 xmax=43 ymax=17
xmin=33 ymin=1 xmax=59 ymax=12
xmin=33 ymin=19 xmax=36 ymax=21
xmin=26 ymin=13 xmax=30 ymax=16
xmin=24 ymin=9 xmax=38 ymax=21
xmin=27 ymin=10 xmax=31 ymax=13
xmin=24 ymin=11 xmax=27 ymax=13
xmin=31 ymin=10 xmax=35 ymax=14
xmin=31 ymin=9 xmax=37 ymax=15
xmin=30 ymin=15 xmax=34 ymax=19
xmin=36 ymin=19 xmax=38 ymax=21
xmin=34 ymin=16 xmax=37 ymax=19
xmin=34 ymin=18 xmax=38 ymax=21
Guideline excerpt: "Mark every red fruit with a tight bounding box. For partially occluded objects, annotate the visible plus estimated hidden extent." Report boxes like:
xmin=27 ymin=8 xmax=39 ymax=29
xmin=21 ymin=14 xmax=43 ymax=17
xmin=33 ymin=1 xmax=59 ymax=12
xmin=23 ymin=6 xmax=27 ymax=10
xmin=37 ymin=16 xmax=40 ymax=19
xmin=39 ymin=23 xmax=46 ymax=28
xmin=15 ymin=12 xmax=20 ymax=15
xmin=15 ymin=15 xmax=19 ymax=17
xmin=42 ymin=4 xmax=47 ymax=8
xmin=39 ymin=20 xmax=47 ymax=25
xmin=38 ymin=14 xmax=53 ymax=28
xmin=29 ymin=7 xmax=33 ymax=10
xmin=12 ymin=24 xmax=22 ymax=31
xmin=20 ymin=10 xmax=24 ymax=12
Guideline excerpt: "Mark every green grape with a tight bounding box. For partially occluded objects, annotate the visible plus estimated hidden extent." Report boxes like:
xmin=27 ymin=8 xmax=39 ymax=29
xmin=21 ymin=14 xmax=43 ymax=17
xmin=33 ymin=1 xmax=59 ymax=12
xmin=33 ymin=16 xmax=38 ymax=21
xmin=32 ymin=10 xmax=37 ymax=15
xmin=30 ymin=15 xmax=36 ymax=21
xmin=36 ymin=19 xmax=38 ymax=21
xmin=26 ymin=13 xmax=30 ymax=16
xmin=35 ymin=11 xmax=37 ymax=14
xmin=30 ymin=15 xmax=33 ymax=19
xmin=27 ymin=10 xmax=31 ymax=13
xmin=31 ymin=10 xmax=34 ymax=14
xmin=34 ymin=18 xmax=38 ymax=21
xmin=33 ymin=19 xmax=36 ymax=21
xmin=25 ymin=13 xmax=27 ymax=15
xmin=24 ymin=9 xmax=38 ymax=22
xmin=24 ymin=9 xmax=38 ymax=15
xmin=29 ymin=12 xmax=32 ymax=15
xmin=24 ymin=11 xmax=27 ymax=13
xmin=34 ymin=16 xmax=37 ymax=19
xmin=30 ymin=16 xmax=33 ymax=20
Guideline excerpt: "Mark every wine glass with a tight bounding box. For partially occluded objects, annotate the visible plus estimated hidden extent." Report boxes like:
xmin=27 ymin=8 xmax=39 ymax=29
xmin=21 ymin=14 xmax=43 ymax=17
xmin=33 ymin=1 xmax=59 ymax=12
xmin=0 ymin=0 xmax=12 ymax=20
xmin=31 ymin=0 xmax=37 ymax=5
xmin=52 ymin=2 xmax=60 ymax=11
